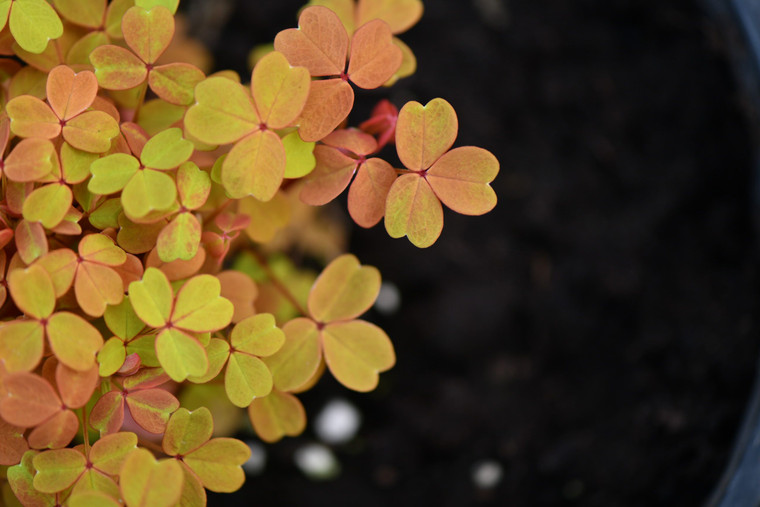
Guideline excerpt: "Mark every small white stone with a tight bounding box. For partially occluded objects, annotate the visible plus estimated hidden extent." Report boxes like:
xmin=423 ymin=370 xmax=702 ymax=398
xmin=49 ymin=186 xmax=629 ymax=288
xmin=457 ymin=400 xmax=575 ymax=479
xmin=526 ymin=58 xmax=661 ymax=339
xmin=472 ymin=460 xmax=503 ymax=489
xmin=243 ymin=441 xmax=266 ymax=475
xmin=314 ymin=398 xmax=361 ymax=444
xmin=294 ymin=443 xmax=340 ymax=480
xmin=374 ymin=282 xmax=401 ymax=314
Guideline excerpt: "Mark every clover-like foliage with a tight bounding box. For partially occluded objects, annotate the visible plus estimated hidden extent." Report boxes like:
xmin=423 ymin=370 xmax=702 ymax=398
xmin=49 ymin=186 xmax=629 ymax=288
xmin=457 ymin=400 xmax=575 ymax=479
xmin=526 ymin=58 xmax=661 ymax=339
xmin=0 ymin=0 xmax=498 ymax=504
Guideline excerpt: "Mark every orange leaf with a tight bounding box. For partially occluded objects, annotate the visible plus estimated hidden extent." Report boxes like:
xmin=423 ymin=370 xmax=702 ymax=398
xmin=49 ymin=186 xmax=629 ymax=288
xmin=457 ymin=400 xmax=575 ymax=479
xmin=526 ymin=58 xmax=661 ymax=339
xmin=0 ymin=371 xmax=61 ymax=427
xmin=148 ymin=62 xmax=204 ymax=106
xmin=323 ymin=128 xmax=377 ymax=155
xmin=348 ymin=157 xmax=396 ymax=227
xmin=346 ymin=19 xmax=402 ymax=89
xmin=395 ymin=98 xmax=458 ymax=171
xmin=62 ymin=110 xmax=120 ymax=153
xmin=75 ymin=262 xmax=125 ymax=317
xmin=89 ymin=391 xmax=125 ymax=435
xmin=384 ymin=173 xmax=443 ymax=248
xmin=55 ymin=362 xmax=98 ymax=408
xmin=248 ymin=389 xmax=306 ymax=443
xmin=36 ymin=248 xmax=77 ymax=297
xmin=308 ymin=254 xmax=380 ymax=323
xmin=299 ymin=145 xmax=356 ymax=206
xmin=3 ymin=137 xmax=56 ymax=182
xmin=90 ymin=45 xmax=148 ymax=90
xmin=125 ymin=388 xmax=179 ymax=434
xmin=217 ymin=271 xmax=257 ymax=323
xmin=0 ymin=418 xmax=28 ymax=465
xmin=27 ymin=409 xmax=78 ymax=449
xmin=297 ymin=78 xmax=353 ymax=142
xmin=122 ymin=5 xmax=174 ymax=65
xmin=425 ymin=146 xmax=499 ymax=215
xmin=6 ymin=95 xmax=60 ymax=139
xmin=274 ymin=6 xmax=348 ymax=77
xmin=46 ymin=65 xmax=97 ymax=121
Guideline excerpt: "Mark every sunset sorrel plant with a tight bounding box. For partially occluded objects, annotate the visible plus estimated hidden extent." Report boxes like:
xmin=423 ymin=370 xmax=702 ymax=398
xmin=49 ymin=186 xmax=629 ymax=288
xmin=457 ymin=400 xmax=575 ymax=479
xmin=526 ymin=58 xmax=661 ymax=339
xmin=0 ymin=0 xmax=499 ymax=504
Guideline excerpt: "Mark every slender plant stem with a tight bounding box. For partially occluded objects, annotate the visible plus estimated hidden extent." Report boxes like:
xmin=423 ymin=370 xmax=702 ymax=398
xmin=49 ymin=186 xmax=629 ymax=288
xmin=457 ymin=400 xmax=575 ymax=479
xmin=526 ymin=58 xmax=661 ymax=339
xmin=251 ymin=250 xmax=309 ymax=317
xmin=81 ymin=406 xmax=91 ymax=455
xmin=132 ymin=81 xmax=149 ymax=123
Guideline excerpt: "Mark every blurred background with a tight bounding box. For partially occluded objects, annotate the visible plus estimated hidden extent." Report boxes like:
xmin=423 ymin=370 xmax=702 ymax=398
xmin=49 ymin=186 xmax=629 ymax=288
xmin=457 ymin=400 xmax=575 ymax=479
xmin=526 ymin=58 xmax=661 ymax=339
xmin=183 ymin=0 xmax=759 ymax=504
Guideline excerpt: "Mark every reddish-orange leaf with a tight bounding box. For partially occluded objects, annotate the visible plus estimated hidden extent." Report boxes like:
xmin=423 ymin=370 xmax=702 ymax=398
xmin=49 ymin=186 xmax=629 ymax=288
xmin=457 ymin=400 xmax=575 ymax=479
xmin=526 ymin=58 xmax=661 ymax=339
xmin=0 ymin=371 xmax=61 ymax=427
xmin=348 ymin=157 xmax=396 ymax=227
xmin=122 ymin=5 xmax=174 ymax=64
xmin=218 ymin=270 xmax=257 ymax=323
xmin=46 ymin=66 xmax=97 ymax=121
xmin=297 ymin=78 xmax=353 ymax=142
xmin=395 ymin=98 xmax=458 ymax=171
xmin=145 ymin=246 xmax=205 ymax=281
xmin=299 ymin=145 xmax=356 ymax=206
xmin=27 ymin=409 xmax=78 ymax=449
xmin=148 ymin=62 xmax=204 ymax=106
xmin=274 ymin=6 xmax=348 ymax=77
xmin=346 ymin=19 xmax=402 ymax=89
xmin=90 ymin=45 xmax=148 ymax=90
xmin=125 ymin=388 xmax=179 ymax=434
xmin=0 ymin=418 xmax=28 ymax=465
xmin=55 ymin=362 xmax=98 ymax=408
xmin=384 ymin=173 xmax=443 ymax=248
xmin=15 ymin=219 xmax=48 ymax=264
xmin=89 ymin=391 xmax=125 ymax=435
xmin=6 ymin=95 xmax=60 ymax=139
xmin=323 ymin=128 xmax=377 ymax=156
xmin=424 ymin=146 xmax=499 ymax=215
xmin=3 ymin=137 xmax=56 ymax=182
xmin=121 ymin=122 xmax=149 ymax=157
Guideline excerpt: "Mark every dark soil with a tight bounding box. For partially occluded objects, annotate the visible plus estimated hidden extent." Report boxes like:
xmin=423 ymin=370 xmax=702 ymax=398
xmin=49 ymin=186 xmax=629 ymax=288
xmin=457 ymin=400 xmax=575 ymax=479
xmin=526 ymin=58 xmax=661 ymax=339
xmin=197 ymin=0 xmax=760 ymax=505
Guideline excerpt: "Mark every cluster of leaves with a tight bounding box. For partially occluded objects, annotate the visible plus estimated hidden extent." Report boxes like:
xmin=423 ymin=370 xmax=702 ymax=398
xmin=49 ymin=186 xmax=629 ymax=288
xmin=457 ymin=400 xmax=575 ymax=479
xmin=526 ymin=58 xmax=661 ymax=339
xmin=0 ymin=0 xmax=498 ymax=505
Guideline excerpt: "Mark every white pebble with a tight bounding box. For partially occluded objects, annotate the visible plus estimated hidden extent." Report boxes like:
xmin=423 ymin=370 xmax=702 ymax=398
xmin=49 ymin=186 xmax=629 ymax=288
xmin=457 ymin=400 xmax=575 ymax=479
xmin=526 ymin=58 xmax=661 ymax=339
xmin=314 ymin=398 xmax=361 ymax=444
xmin=243 ymin=441 xmax=266 ymax=475
xmin=294 ymin=443 xmax=340 ymax=480
xmin=374 ymin=282 xmax=401 ymax=314
xmin=472 ymin=460 xmax=503 ymax=489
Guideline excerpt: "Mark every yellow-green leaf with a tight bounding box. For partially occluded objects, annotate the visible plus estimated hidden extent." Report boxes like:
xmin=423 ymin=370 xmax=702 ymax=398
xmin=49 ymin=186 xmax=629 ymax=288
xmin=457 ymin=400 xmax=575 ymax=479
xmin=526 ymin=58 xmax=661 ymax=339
xmin=7 ymin=263 xmax=55 ymax=319
xmin=121 ymin=5 xmax=173 ymax=65
xmin=47 ymin=312 xmax=103 ymax=371
xmin=222 ymin=129 xmax=284 ymax=201
xmin=262 ymin=318 xmax=320 ymax=392
xmin=155 ymin=328 xmax=208 ymax=382
xmin=230 ymin=314 xmax=284 ymax=357
xmin=248 ymin=389 xmax=306 ymax=443
xmin=97 ymin=337 xmax=127 ymax=377
xmin=89 ymin=154 xmax=140 ymax=195
xmin=119 ymin=448 xmax=183 ymax=507
xmin=395 ymin=98 xmax=458 ymax=171
xmin=140 ymin=128 xmax=194 ymax=170
xmin=251 ymin=51 xmax=310 ymax=129
xmin=184 ymin=76 xmax=258 ymax=145
xmin=322 ymin=319 xmax=395 ymax=391
xmin=9 ymin=0 xmax=63 ymax=55
xmin=308 ymin=254 xmax=381 ymax=323
xmin=384 ymin=173 xmax=443 ymax=248
xmin=282 ymin=131 xmax=316 ymax=178
xmin=128 ymin=267 xmax=172 ymax=328
xmin=62 ymin=110 xmax=120 ymax=153
xmin=22 ymin=183 xmax=72 ymax=229
xmin=121 ymin=168 xmax=177 ymax=218
xmin=162 ymin=407 xmax=212 ymax=456
xmin=32 ymin=448 xmax=85 ymax=493
xmin=182 ymin=438 xmax=249 ymax=493
xmin=171 ymin=274 xmax=233 ymax=332
xmin=177 ymin=161 xmax=210 ymax=209
xmin=225 ymin=352 xmax=272 ymax=407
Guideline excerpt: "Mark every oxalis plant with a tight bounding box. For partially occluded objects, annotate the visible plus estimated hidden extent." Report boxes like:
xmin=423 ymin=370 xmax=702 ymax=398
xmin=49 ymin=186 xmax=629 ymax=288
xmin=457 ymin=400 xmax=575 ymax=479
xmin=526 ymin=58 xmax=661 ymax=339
xmin=0 ymin=0 xmax=499 ymax=505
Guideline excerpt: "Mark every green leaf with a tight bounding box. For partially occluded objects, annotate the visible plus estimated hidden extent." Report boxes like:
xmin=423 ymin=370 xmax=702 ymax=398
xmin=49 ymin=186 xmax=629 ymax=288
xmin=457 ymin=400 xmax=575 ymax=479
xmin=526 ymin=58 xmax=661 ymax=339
xmin=177 ymin=162 xmax=210 ymax=209
xmin=0 ymin=321 xmax=45 ymax=372
xmin=47 ymin=312 xmax=103 ymax=371
xmin=119 ymin=448 xmax=183 ymax=507
xmin=140 ymin=128 xmax=194 ymax=170
xmin=230 ymin=313 xmax=284 ymax=357
xmin=32 ymin=448 xmax=86 ymax=493
xmin=184 ymin=76 xmax=258 ymax=145
xmin=135 ymin=0 xmax=179 ymax=14
xmin=162 ymin=407 xmax=213 ymax=456
xmin=156 ymin=328 xmax=208 ymax=382
xmin=60 ymin=142 xmax=98 ymax=184
xmin=7 ymin=451 xmax=57 ymax=506
xmin=186 ymin=338 xmax=230 ymax=384
xmin=282 ymin=131 xmax=316 ymax=178
xmin=89 ymin=198 xmax=122 ymax=230
xmin=308 ymin=254 xmax=381 ymax=323
xmin=97 ymin=337 xmax=127 ymax=377
xmin=7 ymin=263 xmax=56 ymax=319
xmin=222 ymin=129 xmax=285 ymax=201
xmin=9 ymin=0 xmax=64 ymax=54
xmin=89 ymin=154 xmax=140 ymax=195
xmin=89 ymin=432 xmax=138 ymax=475
xmin=171 ymin=274 xmax=234 ymax=333
xmin=322 ymin=320 xmax=395 ymax=391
